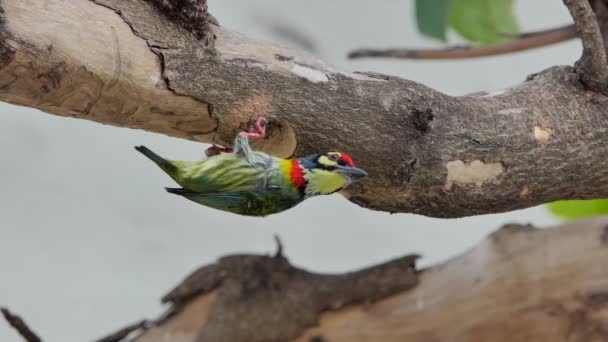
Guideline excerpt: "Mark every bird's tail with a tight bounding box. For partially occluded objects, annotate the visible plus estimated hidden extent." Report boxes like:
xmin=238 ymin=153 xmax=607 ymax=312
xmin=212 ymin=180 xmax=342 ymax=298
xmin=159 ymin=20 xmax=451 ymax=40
xmin=134 ymin=145 xmax=177 ymax=174
xmin=165 ymin=187 xmax=191 ymax=195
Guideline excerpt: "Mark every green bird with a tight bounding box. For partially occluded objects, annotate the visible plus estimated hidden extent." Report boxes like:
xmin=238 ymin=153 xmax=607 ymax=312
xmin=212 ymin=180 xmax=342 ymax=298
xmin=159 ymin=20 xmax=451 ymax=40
xmin=135 ymin=117 xmax=368 ymax=216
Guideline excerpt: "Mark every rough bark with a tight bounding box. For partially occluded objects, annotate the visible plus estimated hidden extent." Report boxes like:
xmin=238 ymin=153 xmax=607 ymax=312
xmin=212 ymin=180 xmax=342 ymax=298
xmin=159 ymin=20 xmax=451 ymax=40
xmin=3 ymin=2 xmax=608 ymax=342
xmin=5 ymin=218 xmax=608 ymax=341
xmin=565 ymin=0 xmax=608 ymax=93
xmin=92 ymin=217 xmax=608 ymax=341
xmin=153 ymin=250 xmax=418 ymax=342
xmin=0 ymin=0 xmax=607 ymax=217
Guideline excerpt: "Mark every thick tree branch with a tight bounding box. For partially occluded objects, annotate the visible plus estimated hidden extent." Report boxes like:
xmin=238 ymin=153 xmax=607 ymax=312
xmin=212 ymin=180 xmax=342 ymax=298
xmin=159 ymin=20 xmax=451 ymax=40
xmin=161 ymin=252 xmax=419 ymax=341
xmin=76 ymin=217 xmax=608 ymax=341
xmin=564 ymin=0 xmax=608 ymax=92
xmin=0 ymin=0 xmax=607 ymax=217
xmin=349 ymin=25 xmax=578 ymax=60
xmin=6 ymin=218 xmax=608 ymax=341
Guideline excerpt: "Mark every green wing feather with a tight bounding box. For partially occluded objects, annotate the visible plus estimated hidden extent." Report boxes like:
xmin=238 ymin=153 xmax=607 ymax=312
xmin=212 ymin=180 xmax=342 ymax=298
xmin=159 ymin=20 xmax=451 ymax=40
xmin=136 ymin=144 xmax=303 ymax=216
xmin=165 ymin=187 xmax=300 ymax=216
xmin=135 ymin=145 xmax=268 ymax=193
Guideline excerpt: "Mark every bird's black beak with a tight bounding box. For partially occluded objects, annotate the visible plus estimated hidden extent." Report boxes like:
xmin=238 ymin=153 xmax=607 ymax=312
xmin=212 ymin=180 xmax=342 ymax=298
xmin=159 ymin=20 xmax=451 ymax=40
xmin=335 ymin=166 xmax=368 ymax=185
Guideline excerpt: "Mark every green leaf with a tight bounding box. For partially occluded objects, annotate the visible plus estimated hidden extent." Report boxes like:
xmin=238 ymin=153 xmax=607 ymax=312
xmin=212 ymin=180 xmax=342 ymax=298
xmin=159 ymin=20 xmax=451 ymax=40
xmin=448 ymin=0 xmax=519 ymax=44
xmin=547 ymin=199 xmax=608 ymax=221
xmin=415 ymin=0 xmax=451 ymax=41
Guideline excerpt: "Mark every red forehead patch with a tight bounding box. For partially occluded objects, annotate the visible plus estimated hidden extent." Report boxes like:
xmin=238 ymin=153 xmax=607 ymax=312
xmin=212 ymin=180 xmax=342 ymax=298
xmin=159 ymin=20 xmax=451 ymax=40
xmin=339 ymin=153 xmax=355 ymax=167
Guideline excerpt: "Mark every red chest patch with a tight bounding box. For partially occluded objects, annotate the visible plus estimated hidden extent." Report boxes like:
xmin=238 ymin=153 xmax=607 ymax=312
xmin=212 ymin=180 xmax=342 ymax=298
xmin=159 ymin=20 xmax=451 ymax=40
xmin=290 ymin=160 xmax=307 ymax=188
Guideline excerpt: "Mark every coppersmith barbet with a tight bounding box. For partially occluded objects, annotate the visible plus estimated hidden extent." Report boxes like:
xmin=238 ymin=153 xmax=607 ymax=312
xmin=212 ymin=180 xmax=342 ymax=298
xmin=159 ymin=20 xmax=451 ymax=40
xmin=135 ymin=117 xmax=368 ymax=216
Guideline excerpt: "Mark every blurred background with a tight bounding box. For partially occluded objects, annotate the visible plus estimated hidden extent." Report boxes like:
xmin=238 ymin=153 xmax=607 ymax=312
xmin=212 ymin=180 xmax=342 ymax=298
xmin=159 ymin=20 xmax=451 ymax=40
xmin=0 ymin=1 xmax=578 ymax=341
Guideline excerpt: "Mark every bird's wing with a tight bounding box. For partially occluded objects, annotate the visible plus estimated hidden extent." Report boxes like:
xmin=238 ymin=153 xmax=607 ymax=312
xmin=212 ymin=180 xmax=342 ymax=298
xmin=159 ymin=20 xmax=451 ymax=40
xmin=233 ymin=135 xmax=257 ymax=165
xmin=165 ymin=187 xmax=298 ymax=216
xmin=177 ymin=152 xmax=274 ymax=193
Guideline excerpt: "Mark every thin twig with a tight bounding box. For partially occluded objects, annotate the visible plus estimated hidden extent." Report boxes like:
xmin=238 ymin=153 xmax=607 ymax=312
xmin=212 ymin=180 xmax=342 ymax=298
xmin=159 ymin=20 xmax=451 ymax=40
xmin=94 ymin=319 xmax=148 ymax=342
xmin=273 ymin=234 xmax=284 ymax=258
xmin=348 ymin=25 xmax=577 ymax=60
xmin=1 ymin=307 xmax=42 ymax=342
xmin=563 ymin=0 xmax=608 ymax=91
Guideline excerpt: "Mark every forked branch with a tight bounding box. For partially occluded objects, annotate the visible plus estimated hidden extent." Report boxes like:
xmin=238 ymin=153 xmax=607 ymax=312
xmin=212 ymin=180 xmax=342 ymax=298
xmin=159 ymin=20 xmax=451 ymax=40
xmin=349 ymin=25 xmax=577 ymax=60
xmin=564 ymin=0 xmax=608 ymax=92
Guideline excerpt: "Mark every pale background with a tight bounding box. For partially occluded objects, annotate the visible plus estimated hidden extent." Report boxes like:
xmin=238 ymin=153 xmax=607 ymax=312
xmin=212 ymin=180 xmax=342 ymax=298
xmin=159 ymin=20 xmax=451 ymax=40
xmin=1 ymin=1 xmax=576 ymax=341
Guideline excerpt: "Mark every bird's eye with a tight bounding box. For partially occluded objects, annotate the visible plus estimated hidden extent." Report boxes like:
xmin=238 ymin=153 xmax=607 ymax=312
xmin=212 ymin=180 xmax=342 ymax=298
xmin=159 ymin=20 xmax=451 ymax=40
xmin=328 ymin=154 xmax=339 ymax=161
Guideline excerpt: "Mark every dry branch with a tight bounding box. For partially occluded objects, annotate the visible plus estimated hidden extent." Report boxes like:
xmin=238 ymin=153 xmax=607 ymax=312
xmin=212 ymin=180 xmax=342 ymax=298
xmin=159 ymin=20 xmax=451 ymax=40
xmin=349 ymin=25 xmax=578 ymax=60
xmin=2 ymin=2 xmax=608 ymax=342
xmin=1 ymin=308 xmax=42 ymax=342
xmin=84 ymin=217 xmax=608 ymax=342
xmin=564 ymin=0 xmax=608 ymax=93
xmin=94 ymin=320 xmax=149 ymax=342
xmin=0 ymin=0 xmax=607 ymax=219
xmin=6 ymin=218 xmax=608 ymax=341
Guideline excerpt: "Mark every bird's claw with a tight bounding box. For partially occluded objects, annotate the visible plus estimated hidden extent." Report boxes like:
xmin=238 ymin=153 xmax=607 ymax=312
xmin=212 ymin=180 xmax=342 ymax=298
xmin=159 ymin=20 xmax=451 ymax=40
xmin=205 ymin=144 xmax=233 ymax=157
xmin=256 ymin=117 xmax=268 ymax=130
xmin=238 ymin=116 xmax=268 ymax=139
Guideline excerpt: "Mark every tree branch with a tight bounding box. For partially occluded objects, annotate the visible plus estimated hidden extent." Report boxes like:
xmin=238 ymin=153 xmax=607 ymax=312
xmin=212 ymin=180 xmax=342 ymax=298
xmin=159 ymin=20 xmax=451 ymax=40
xmin=0 ymin=0 xmax=607 ymax=217
xmin=1 ymin=308 xmax=42 ymax=342
xmin=94 ymin=320 xmax=149 ymax=342
xmin=564 ymin=0 xmax=608 ymax=92
xmin=87 ymin=217 xmax=608 ymax=342
xmin=6 ymin=217 xmax=608 ymax=341
xmin=348 ymin=25 xmax=577 ymax=60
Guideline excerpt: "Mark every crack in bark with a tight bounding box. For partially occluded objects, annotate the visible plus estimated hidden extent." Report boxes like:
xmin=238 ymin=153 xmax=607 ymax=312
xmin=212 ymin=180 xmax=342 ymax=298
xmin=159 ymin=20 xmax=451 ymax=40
xmin=411 ymin=108 xmax=434 ymax=133
xmin=453 ymin=134 xmax=482 ymax=145
xmin=92 ymin=0 xmax=221 ymax=138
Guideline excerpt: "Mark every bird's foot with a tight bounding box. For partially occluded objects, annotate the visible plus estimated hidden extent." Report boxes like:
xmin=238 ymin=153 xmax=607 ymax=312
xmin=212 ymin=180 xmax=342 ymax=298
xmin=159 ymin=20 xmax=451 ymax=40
xmin=238 ymin=117 xmax=268 ymax=139
xmin=205 ymin=144 xmax=234 ymax=157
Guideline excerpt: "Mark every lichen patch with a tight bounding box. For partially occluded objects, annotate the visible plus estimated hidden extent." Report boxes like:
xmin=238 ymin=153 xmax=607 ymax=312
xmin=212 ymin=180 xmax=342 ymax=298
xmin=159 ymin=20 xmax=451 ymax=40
xmin=481 ymin=89 xmax=507 ymax=97
xmin=291 ymin=64 xmax=329 ymax=83
xmin=445 ymin=160 xmax=504 ymax=191
xmin=520 ymin=185 xmax=530 ymax=198
xmin=534 ymin=126 xmax=551 ymax=144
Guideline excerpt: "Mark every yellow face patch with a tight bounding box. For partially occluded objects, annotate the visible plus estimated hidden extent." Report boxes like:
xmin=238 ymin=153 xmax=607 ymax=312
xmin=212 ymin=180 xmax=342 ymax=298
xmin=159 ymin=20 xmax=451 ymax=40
xmin=317 ymin=155 xmax=337 ymax=167
xmin=305 ymin=169 xmax=347 ymax=196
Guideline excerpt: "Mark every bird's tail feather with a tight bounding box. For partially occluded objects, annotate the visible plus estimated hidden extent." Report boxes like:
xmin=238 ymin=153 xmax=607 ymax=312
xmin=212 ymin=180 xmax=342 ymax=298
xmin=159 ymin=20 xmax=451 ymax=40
xmin=165 ymin=187 xmax=192 ymax=195
xmin=135 ymin=146 xmax=177 ymax=173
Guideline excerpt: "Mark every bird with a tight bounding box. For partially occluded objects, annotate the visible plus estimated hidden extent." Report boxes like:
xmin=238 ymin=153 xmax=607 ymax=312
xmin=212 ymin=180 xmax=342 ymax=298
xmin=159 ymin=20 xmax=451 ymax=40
xmin=135 ymin=117 xmax=368 ymax=216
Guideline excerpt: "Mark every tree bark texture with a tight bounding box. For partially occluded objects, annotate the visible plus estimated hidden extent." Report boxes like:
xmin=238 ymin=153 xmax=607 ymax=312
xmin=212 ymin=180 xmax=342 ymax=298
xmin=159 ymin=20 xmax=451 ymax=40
xmin=91 ymin=217 xmax=608 ymax=342
xmin=2 ymin=2 xmax=608 ymax=341
xmin=0 ymin=0 xmax=606 ymax=218
xmin=5 ymin=217 xmax=608 ymax=341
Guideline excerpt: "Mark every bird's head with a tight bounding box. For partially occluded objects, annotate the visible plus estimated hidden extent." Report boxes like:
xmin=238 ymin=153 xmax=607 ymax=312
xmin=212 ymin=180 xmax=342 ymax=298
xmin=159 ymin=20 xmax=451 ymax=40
xmin=298 ymin=151 xmax=368 ymax=196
